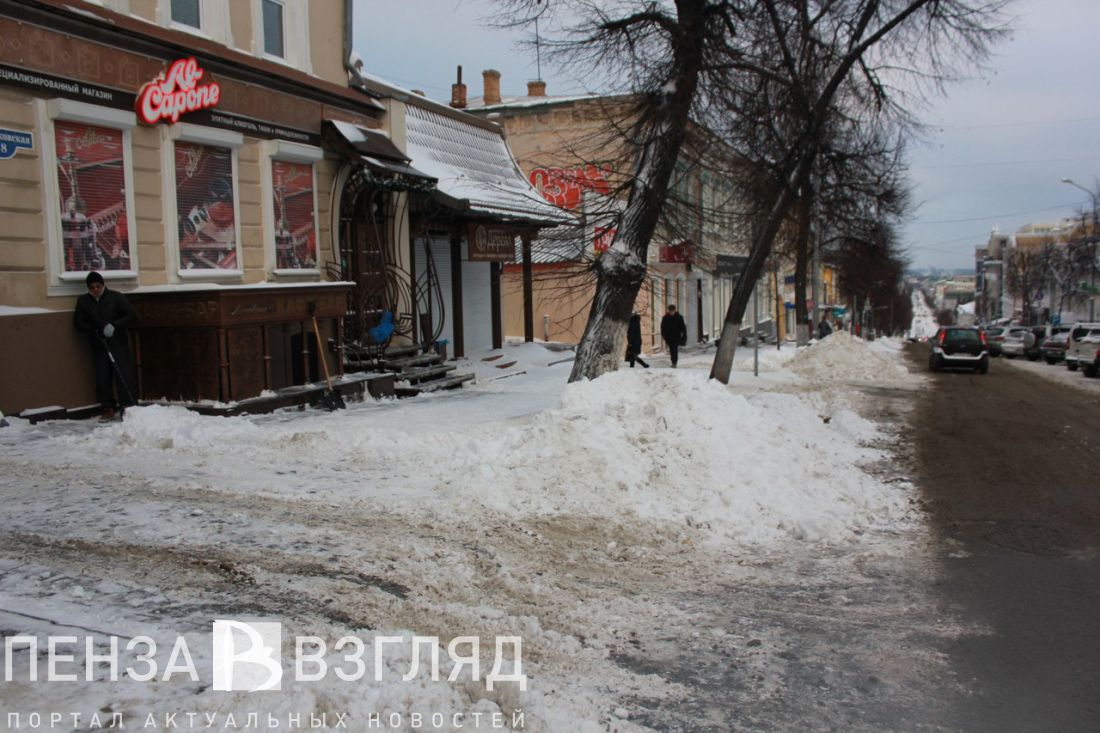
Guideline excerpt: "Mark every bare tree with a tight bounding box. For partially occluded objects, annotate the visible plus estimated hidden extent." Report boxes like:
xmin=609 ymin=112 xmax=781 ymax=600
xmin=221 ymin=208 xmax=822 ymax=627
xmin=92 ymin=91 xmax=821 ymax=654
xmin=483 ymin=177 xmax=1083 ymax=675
xmin=499 ymin=0 xmax=1010 ymax=382
xmin=1004 ymin=247 xmax=1047 ymax=325
xmin=708 ymin=0 xmax=1011 ymax=382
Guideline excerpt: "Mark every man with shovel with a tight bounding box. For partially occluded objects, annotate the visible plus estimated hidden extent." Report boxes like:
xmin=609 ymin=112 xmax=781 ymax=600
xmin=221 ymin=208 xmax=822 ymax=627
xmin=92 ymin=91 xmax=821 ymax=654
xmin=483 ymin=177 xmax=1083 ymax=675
xmin=74 ymin=271 xmax=137 ymax=421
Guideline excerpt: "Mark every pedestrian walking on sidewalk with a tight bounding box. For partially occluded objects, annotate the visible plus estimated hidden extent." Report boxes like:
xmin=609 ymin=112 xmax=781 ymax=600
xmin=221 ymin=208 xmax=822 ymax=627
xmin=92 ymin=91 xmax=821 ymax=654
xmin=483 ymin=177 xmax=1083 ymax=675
xmin=660 ymin=304 xmax=687 ymax=368
xmin=73 ymin=271 xmax=137 ymax=420
xmin=818 ymin=316 xmax=833 ymax=340
xmin=625 ymin=312 xmax=650 ymax=368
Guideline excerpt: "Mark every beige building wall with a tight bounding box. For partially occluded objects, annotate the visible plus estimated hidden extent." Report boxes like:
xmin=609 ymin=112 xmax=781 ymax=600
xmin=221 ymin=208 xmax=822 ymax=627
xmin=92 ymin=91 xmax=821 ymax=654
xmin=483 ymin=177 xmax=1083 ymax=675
xmin=0 ymin=89 xmax=46 ymax=309
xmin=133 ymin=124 xmax=166 ymax=286
xmin=309 ymin=0 xmax=348 ymax=87
xmin=502 ymin=263 xmax=659 ymax=352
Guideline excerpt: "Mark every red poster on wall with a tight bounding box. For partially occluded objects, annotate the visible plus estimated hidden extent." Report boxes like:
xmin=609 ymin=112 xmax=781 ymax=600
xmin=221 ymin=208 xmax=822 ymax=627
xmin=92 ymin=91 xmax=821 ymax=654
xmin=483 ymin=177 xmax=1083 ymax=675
xmin=272 ymin=160 xmax=316 ymax=269
xmin=594 ymin=226 xmax=616 ymax=254
xmin=55 ymin=121 xmax=131 ymax=272
xmin=174 ymin=141 xmax=237 ymax=270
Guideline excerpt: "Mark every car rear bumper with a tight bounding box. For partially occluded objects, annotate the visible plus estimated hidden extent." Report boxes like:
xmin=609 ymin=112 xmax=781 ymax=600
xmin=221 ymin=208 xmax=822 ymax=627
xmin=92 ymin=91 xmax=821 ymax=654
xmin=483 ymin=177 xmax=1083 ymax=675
xmin=932 ymin=347 xmax=989 ymax=365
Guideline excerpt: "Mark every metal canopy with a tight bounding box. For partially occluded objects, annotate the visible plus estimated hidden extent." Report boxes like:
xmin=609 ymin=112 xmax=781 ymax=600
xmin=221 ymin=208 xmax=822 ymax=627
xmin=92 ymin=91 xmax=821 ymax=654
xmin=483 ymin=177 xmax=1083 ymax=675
xmin=324 ymin=120 xmax=436 ymax=190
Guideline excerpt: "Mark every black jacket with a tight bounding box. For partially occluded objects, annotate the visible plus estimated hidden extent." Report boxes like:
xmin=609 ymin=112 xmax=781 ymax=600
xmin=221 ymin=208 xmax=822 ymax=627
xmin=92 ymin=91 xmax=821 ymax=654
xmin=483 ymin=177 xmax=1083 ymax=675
xmin=661 ymin=312 xmax=687 ymax=346
xmin=626 ymin=314 xmax=643 ymax=356
xmin=74 ymin=288 xmax=137 ymax=350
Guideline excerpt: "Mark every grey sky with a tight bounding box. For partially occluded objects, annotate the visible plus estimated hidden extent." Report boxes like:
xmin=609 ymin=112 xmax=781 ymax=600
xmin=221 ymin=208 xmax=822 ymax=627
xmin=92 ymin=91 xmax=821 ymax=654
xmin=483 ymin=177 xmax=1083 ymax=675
xmin=352 ymin=0 xmax=1100 ymax=271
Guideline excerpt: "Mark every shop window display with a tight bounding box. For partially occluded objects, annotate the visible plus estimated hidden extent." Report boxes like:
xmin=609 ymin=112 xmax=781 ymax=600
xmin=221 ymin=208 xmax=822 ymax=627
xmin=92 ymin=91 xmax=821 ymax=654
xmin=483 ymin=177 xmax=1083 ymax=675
xmin=272 ymin=159 xmax=316 ymax=270
xmin=54 ymin=121 xmax=131 ymax=273
xmin=174 ymin=141 xmax=237 ymax=270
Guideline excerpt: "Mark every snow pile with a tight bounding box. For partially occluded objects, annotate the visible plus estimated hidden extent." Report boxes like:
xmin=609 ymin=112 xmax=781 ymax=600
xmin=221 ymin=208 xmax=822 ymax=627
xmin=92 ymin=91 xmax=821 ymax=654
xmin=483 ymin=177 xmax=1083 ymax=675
xmin=790 ymin=332 xmax=915 ymax=384
xmin=440 ymin=369 xmax=909 ymax=544
xmin=43 ymin=369 xmax=912 ymax=547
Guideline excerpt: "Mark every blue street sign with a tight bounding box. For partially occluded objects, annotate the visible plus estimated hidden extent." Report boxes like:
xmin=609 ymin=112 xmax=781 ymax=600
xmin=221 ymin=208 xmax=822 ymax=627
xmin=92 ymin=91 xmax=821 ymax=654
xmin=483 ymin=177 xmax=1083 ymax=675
xmin=0 ymin=129 xmax=33 ymax=159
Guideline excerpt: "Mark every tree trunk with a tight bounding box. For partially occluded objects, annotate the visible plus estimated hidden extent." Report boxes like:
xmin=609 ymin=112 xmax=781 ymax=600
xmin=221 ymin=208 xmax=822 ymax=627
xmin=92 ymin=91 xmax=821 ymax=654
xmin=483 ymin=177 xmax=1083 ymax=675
xmin=711 ymin=149 xmax=816 ymax=383
xmin=568 ymin=0 xmax=708 ymax=383
xmin=793 ymin=190 xmax=812 ymax=327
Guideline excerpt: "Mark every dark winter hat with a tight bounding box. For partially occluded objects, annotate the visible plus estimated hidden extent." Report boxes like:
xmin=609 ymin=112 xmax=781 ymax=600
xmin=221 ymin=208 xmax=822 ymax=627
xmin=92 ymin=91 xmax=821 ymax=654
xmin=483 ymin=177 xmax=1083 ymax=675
xmin=85 ymin=271 xmax=104 ymax=287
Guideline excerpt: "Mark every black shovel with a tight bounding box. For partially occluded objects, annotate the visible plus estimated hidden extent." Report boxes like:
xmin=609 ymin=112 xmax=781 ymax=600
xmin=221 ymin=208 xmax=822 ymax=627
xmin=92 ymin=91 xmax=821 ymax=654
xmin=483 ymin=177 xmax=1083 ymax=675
xmin=100 ymin=335 xmax=137 ymax=407
xmin=309 ymin=303 xmax=346 ymax=411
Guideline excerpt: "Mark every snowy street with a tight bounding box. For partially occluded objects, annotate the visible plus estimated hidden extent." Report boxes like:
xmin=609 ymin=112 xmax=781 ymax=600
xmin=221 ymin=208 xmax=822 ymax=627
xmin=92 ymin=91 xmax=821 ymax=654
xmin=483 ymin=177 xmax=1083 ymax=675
xmin=0 ymin=337 xmax=1008 ymax=730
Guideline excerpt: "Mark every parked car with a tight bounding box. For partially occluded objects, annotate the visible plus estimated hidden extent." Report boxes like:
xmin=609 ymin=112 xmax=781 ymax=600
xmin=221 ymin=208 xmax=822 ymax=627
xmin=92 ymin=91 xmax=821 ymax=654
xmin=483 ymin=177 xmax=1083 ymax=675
xmin=983 ymin=326 xmax=1006 ymax=357
xmin=929 ymin=326 xmax=989 ymax=374
xmin=1041 ymin=330 xmax=1071 ymax=364
xmin=1065 ymin=322 xmax=1100 ymax=376
xmin=1000 ymin=326 xmax=1044 ymax=360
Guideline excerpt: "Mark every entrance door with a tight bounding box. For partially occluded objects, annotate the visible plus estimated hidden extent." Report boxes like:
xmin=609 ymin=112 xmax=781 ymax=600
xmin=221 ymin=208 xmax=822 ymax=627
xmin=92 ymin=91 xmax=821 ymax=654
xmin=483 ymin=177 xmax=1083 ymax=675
xmin=414 ymin=236 xmax=453 ymax=347
xmin=462 ymin=259 xmax=493 ymax=354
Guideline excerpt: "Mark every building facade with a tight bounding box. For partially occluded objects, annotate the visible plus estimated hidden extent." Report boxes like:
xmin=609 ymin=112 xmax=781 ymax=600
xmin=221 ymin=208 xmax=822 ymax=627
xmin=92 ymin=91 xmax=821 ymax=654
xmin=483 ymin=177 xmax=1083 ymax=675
xmin=464 ymin=71 xmax=773 ymax=354
xmin=0 ymin=1 xmax=565 ymax=415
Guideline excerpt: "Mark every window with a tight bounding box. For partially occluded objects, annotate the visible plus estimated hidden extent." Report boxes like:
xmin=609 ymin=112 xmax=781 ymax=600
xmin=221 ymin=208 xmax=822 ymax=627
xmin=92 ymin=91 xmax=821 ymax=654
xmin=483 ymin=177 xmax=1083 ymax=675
xmin=271 ymin=160 xmax=314 ymax=269
xmin=40 ymin=99 xmax=138 ymax=292
xmin=173 ymin=141 xmax=237 ymax=272
xmin=262 ymin=140 xmax=323 ymax=274
xmin=171 ymin=0 xmax=200 ymax=28
xmin=162 ymin=1 xmax=232 ymax=46
xmin=54 ymin=121 xmax=132 ymax=274
xmin=253 ymin=0 xmax=310 ymax=72
xmin=261 ymin=0 xmax=285 ymax=58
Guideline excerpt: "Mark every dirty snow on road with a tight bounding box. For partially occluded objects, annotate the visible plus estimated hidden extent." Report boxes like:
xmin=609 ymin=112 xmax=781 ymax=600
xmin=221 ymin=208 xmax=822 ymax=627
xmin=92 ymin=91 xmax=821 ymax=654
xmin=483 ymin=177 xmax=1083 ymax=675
xmin=996 ymin=352 xmax=1100 ymax=394
xmin=0 ymin=339 xmax=964 ymax=731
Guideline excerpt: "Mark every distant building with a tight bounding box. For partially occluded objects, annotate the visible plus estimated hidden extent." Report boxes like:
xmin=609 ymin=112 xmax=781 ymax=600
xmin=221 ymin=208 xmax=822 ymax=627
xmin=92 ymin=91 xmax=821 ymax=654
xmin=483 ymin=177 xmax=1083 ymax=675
xmin=464 ymin=70 xmax=775 ymax=350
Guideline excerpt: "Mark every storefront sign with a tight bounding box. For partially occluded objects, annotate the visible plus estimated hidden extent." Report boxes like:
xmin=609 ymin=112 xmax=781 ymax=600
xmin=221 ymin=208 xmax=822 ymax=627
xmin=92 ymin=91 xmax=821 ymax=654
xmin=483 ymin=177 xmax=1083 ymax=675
xmin=468 ymin=223 xmax=516 ymax=262
xmin=189 ymin=109 xmax=320 ymax=147
xmin=136 ymin=58 xmax=220 ymax=125
xmin=594 ymin=226 xmax=616 ymax=254
xmin=0 ymin=63 xmax=128 ymax=110
xmin=715 ymin=254 xmax=749 ymax=279
xmin=0 ymin=128 xmax=32 ymax=159
xmin=529 ymin=164 xmax=612 ymax=210
xmin=659 ymin=240 xmax=694 ymax=264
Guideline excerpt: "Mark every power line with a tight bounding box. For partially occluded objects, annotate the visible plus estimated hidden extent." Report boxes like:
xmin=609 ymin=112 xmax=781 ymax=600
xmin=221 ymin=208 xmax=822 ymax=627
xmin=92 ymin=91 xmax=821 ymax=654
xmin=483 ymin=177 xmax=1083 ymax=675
xmin=906 ymin=232 xmax=989 ymax=251
xmin=933 ymin=115 xmax=1100 ymax=131
xmin=917 ymin=199 xmax=1088 ymax=225
xmin=912 ymin=154 xmax=1100 ymax=171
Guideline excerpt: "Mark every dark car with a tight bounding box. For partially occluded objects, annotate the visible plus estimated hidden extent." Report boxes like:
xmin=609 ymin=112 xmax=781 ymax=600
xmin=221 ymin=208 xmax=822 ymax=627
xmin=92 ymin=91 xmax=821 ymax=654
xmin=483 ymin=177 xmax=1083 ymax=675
xmin=983 ymin=326 xmax=1005 ymax=357
xmin=1041 ymin=329 xmax=1071 ymax=364
xmin=929 ymin=326 xmax=989 ymax=374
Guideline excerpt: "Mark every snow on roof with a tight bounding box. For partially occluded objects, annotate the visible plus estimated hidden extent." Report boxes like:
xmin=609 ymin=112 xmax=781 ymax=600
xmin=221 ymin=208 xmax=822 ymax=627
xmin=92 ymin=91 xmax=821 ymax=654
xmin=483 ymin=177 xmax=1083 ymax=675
xmin=467 ymin=93 xmax=605 ymax=111
xmin=404 ymin=104 xmax=575 ymax=226
xmin=521 ymin=223 xmax=591 ymax=263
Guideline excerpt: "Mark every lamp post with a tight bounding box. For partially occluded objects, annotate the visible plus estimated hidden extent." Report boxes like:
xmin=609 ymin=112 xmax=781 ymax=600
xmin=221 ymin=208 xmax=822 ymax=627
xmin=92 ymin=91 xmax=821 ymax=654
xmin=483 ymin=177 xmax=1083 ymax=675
xmin=1061 ymin=177 xmax=1098 ymax=321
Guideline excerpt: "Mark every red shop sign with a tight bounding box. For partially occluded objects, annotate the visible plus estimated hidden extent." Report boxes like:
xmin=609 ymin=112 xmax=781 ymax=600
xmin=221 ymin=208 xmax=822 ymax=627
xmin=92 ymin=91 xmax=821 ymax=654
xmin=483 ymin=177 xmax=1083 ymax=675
xmin=136 ymin=58 xmax=221 ymax=125
xmin=659 ymin=240 xmax=694 ymax=263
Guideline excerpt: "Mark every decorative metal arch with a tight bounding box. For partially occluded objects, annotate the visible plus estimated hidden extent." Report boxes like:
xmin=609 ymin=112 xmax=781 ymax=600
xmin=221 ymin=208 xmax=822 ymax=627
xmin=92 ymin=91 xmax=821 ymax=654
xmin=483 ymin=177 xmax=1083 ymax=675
xmin=330 ymin=165 xmax=446 ymax=359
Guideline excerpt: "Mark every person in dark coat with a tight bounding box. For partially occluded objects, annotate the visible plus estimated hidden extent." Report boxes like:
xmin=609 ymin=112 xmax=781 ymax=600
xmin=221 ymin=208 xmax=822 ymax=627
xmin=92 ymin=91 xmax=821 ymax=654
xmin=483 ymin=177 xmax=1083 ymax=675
xmin=73 ymin=271 xmax=137 ymax=420
xmin=660 ymin=303 xmax=687 ymax=368
xmin=817 ymin=316 xmax=833 ymax=340
xmin=625 ymin=312 xmax=650 ymax=368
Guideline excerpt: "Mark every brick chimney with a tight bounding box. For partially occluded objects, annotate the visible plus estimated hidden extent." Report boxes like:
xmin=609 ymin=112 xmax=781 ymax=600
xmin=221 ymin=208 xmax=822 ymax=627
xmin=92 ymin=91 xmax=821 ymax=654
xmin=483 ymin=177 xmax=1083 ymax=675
xmin=527 ymin=79 xmax=546 ymax=97
xmin=450 ymin=65 xmax=467 ymax=109
xmin=482 ymin=69 xmax=501 ymax=105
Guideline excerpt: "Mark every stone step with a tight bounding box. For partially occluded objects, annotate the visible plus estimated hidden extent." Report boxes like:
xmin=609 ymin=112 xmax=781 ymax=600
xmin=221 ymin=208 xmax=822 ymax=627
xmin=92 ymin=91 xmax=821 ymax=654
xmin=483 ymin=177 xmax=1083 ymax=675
xmin=382 ymin=353 xmax=443 ymax=370
xmin=395 ymin=373 xmax=475 ymax=397
xmin=398 ymin=364 xmax=456 ymax=384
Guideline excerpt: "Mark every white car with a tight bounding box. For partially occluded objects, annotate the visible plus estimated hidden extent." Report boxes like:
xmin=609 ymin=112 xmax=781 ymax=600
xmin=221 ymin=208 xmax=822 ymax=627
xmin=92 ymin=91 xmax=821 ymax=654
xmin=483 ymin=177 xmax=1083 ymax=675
xmin=1000 ymin=326 xmax=1039 ymax=359
xmin=1065 ymin=322 xmax=1100 ymax=376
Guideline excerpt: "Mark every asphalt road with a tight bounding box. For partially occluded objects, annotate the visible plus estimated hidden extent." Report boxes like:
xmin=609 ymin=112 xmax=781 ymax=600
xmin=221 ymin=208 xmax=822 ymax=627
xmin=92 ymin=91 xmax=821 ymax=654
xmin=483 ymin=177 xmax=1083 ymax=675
xmin=906 ymin=344 xmax=1100 ymax=732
